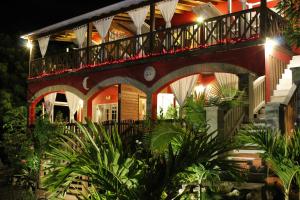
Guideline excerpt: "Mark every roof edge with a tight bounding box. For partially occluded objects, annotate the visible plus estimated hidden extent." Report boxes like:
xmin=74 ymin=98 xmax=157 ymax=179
xmin=21 ymin=0 xmax=158 ymax=40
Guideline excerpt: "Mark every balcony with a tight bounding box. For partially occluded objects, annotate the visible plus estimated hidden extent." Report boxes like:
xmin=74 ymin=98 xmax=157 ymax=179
xmin=29 ymin=7 xmax=285 ymax=79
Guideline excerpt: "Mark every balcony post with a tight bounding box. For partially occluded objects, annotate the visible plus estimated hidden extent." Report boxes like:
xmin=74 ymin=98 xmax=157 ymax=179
xmin=28 ymin=40 xmax=34 ymax=77
xmin=150 ymin=0 xmax=156 ymax=54
xmin=118 ymin=84 xmax=122 ymax=132
xmin=86 ymin=22 xmax=93 ymax=65
xmin=227 ymin=0 xmax=232 ymax=13
xmin=200 ymin=24 xmax=205 ymax=47
xmin=260 ymin=0 xmax=268 ymax=38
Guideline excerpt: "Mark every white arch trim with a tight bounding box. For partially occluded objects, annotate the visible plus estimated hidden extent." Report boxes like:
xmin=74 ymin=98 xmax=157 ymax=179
xmin=86 ymin=76 xmax=150 ymax=99
xmin=30 ymin=85 xmax=86 ymax=102
xmin=149 ymin=63 xmax=253 ymax=93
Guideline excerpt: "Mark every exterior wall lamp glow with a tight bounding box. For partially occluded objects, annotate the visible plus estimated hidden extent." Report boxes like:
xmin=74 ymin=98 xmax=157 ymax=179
xmin=265 ymin=37 xmax=278 ymax=54
xmin=196 ymin=16 xmax=205 ymax=23
xmin=26 ymin=40 xmax=33 ymax=50
xmin=194 ymin=84 xmax=206 ymax=95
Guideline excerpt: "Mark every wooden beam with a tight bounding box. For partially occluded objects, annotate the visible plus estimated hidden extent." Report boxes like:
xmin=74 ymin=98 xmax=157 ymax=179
xmin=177 ymin=3 xmax=193 ymax=11
xmin=115 ymin=22 xmax=135 ymax=36
xmin=29 ymin=0 xmax=165 ymax=40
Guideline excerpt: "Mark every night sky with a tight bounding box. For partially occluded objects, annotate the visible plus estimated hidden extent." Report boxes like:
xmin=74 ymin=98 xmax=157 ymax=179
xmin=1 ymin=1 xmax=122 ymax=35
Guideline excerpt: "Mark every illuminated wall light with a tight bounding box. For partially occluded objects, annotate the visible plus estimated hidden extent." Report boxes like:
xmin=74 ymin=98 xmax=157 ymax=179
xmin=196 ymin=16 xmax=205 ymax=23
xmin=194 ymin=84 xmax=206 ymax=95
xmin=265 ymin=38 xmax=278 ymax=54
xmin=26 ymin=40 xmax=33 ymax=49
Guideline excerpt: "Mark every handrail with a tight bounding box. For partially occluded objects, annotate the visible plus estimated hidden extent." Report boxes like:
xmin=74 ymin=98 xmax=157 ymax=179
xmin=224 ymin=103 xmax=245 ymax=137
xmin=29 ymin=8 xmax=285 ymax=78
xmin=253 ymin=76 xmax=266 ymax=114
xmin=282 ymin=84 xmax=297 ymax=106
xmin=283 ymin=84 xmax=298 ymax=134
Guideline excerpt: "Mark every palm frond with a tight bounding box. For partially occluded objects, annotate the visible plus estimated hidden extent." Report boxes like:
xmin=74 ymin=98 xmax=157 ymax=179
xmin=43 ymin=120 xmax=142 ymax=199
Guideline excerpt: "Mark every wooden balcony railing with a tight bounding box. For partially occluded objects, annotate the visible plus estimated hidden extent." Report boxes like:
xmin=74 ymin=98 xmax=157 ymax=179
xmin=30 ymin=8 xmax=285 ymax=78
xmin=253 ymin=76 xmax=266 ymax=114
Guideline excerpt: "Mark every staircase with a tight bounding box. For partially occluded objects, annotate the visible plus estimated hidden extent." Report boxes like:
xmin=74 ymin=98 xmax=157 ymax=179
xmin=230 ymin=56 xmax=300 ymax=183
xmin=271 ymin=56 xmax=300 ymax=103
xmin=222 ymin=56 xmax=300 ymax=197
xmin=229 ymin=109 xmax=267 ymax=183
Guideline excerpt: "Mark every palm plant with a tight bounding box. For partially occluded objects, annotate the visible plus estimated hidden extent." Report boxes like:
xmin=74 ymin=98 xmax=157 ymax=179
xmin=276 ymin=0 xmax=300 ymax=47
xmin=43 ymin=96 xmax=245 ymax=199
xmin=43 ymin=121 xmax=143 ymax=199
xmin=239 ymin=128 xmax=300 ymax=200
xmin=146 ymin=96 xmax=243 ymax=199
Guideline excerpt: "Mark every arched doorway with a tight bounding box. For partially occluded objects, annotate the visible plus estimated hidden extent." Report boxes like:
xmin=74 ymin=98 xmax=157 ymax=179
xmin=87 ymin=84 xmax=147 ymax=123
xmin=29 ymin=85 xmax=85 ymax=124
xmin=152 ymin=71 xmax=241 ymax=119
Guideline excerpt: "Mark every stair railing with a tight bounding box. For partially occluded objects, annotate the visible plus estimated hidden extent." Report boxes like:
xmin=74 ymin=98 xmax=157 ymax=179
xmin=223 ymin=103 xmax=245 ymax=137
xmin=253 ymin=76 xmax=266 ymax=114
xmin=268 ymin=54 xmax=288 ymax=96
xmin=283 ymin=84 xmax=298 ymax=134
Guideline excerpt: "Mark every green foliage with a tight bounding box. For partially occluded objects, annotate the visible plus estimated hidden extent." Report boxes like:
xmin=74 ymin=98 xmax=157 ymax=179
xmin=183 ymin=95 xmax=206 ymax=130
xmin=0 ymin=34 xmax=27 ymax=110
xmin=43 ymin=97 xmax=244 ymax=199
xmin=158 ymin=105 xmax=179 ymax=120
xmin=174 ymin=164 xmax=221 ymax=199
xmin=276 ymin=0 xmax=300 ymax=47
xmin=0 ymin=106 xmax=33 ymax=171
xmin=0 ymin=33 xmax=28 ymax=165
xmin=14 ymin=154 xmax=40 ymax=191
xmin=146 ymin=97 xmax=243 ymax=199
xmin=33 ymin=117 xmax=65 ymax=154
xmin=165 ymin=105 xmax=178 ymax=119
xmin=43 ymin=121 xmax=144 ymax=199
xmin=239 ymin=128 xmax=300 ymax=199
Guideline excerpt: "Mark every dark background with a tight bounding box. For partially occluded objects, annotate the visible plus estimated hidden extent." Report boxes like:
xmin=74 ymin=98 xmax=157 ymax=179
xmin=1 ymin=1 xmax=122 ymax=35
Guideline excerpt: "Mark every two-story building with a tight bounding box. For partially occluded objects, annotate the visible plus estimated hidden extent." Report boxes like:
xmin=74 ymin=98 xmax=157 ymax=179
xmin=22 ymin=0 xmax=299 ymax=134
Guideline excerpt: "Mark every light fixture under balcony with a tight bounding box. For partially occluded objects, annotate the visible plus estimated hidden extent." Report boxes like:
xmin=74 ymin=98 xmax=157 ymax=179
xmin=196 ymin=16 xmax=205 ymax=23
xmin=26 ymin=40 xmax=33 ymax=49
xmin=265 ymin=37 xmax=278 ymax=54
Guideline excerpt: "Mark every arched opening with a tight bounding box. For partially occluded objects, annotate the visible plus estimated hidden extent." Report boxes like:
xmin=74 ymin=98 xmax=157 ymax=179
xmin=29 ymin=86 xmax=84 ymax=124
xmin=88 ymin=84 xmax=147 ymax=123
xmin=153 ymin=72 xmax=240 ymax=119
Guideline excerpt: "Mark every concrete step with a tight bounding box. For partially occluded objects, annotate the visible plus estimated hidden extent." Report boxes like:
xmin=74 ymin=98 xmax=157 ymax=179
xmin=273 ymin=89 xmax=289 ymax=96
xmin=271 ymin=95 xmax=286 ymax=102
xmin=292 ymin=55 xmax=300 ymax=61
xmin=289 ymin=58 xmax=300 ymax=68
xmin=253 ymin=122 xmax=266 ymax=127
xmin=253 ymin=118 xmax=265 ymax=124
xmin=258 ymin=107 xmax=265 ymax=114
xmin=256 ymin=114 xmax=265 ymax=118
xmin=279 ymin=78 xmax=292 ymax=86
xmin=284 ymin=68 xmax=292 ymax=75
xmin=232 ymin=149 xmax=264 ymax=156
xmin=276 ymin=83 xmax=292 ymax=90
xmin=282 ymin=73 xmax=292 ymax=80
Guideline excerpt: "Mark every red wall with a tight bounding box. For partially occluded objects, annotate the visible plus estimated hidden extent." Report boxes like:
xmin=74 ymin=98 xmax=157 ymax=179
xmin=28 ymin=45 xmax=266 ymax=103
xmin=92 ymin=86 xmax=118 ymax=105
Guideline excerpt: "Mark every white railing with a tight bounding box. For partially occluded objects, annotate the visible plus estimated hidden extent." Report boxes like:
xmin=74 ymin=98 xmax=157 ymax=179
xmin=224 ymin=104 xmax=245 ymax=136
xmin=253 ymin=76 xmax=266 ymax=114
